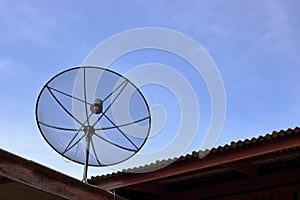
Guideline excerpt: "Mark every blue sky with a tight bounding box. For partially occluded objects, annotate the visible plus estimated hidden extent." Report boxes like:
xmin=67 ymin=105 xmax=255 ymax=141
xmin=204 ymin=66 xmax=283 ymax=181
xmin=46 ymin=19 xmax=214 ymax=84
xmin=1 ymin=0 xmax=300 ymax=178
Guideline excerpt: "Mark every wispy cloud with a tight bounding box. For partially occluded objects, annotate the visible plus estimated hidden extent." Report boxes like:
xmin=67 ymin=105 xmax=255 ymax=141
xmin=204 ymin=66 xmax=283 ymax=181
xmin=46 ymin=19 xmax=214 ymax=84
xmin=0 ymin=57 xmax=12 ymax=71
xmin=261 ymin=1 xmax=292 ymax=40
xmin=0 ymin=2 xmax=76 ymax=47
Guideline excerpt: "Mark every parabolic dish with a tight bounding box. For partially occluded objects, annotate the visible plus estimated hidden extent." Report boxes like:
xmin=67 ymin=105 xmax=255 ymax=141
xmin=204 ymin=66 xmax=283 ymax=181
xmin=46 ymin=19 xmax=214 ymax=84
xmin=36 ymin=66 xmax=151 ymax=166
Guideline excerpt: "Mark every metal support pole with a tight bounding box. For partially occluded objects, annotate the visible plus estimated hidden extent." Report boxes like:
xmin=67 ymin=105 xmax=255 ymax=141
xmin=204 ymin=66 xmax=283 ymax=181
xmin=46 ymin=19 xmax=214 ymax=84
xmin=83 ymin=126 xmax=93 ymax=182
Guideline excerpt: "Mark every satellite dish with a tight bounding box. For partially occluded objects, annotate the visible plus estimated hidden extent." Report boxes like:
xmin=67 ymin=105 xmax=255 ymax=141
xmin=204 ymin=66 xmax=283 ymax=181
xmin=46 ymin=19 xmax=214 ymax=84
xmin=36 ymin=66 xmax=151 ymax=181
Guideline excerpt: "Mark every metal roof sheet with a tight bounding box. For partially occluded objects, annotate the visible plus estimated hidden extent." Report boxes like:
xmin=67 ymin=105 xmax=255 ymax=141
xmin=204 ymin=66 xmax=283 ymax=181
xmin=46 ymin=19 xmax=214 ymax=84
xmin=89 ymin=126 xmax=300 ymax=182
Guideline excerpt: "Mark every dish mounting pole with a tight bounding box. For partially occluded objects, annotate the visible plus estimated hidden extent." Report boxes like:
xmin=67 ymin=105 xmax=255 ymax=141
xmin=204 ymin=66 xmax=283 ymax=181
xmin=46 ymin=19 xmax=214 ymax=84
xmin=83 ymin=126 xmax=94 ymax=182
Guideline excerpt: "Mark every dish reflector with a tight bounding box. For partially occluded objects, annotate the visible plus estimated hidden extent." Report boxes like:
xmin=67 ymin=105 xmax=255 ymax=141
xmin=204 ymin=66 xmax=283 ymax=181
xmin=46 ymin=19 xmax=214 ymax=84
xmin=36 ymin=66 xmax=151 ymax=180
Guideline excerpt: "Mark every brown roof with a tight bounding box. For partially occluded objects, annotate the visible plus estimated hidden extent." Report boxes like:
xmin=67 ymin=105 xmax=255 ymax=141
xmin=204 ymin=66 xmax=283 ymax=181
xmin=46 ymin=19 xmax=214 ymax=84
xmin=90 ymin=126 xmax=300 ymax=181
xmin=88 ymin=127 xmax=300 ymax=200
xmin=0 ymin=148 xmax=126 ymax=200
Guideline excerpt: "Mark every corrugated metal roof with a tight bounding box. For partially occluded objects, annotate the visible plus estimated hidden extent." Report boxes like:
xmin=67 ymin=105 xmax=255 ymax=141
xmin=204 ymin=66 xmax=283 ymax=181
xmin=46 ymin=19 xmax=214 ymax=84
xmin=90 ymin=126 xmax=300 ymax=181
